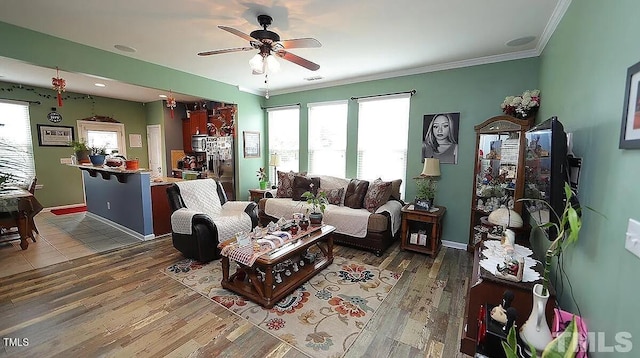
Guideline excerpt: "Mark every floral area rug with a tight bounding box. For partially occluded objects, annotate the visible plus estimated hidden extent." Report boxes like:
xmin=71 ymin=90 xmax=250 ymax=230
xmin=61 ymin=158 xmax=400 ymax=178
xmin=163 ymin=256 xmax=402 ymax=358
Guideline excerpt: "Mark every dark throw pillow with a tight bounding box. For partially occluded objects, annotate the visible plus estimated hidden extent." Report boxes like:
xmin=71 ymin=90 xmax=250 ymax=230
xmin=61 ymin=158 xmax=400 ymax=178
xmin=344 ymin=179 xmax=369 ymax=209
xmin=276 ymin=171 xmax=307 ymax=198
xmin=319 ymin=187 xmax=345 ymax=206
xmin=363 ymin=178 xmax=393 ymax=213
xmin=291 ymin=175 xmax=320 ymax=201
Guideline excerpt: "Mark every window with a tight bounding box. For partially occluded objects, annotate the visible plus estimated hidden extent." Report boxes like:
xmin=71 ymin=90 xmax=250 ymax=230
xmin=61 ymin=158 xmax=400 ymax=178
xmin=307 ymin=101 xmax=348 ymax=177
xmin=0 ymin=100 xmax=35 ymax=185
xmin=356 ymin=94 xmax=411 ymax=198
xmin=267 ymin=106 xmax=300 ymax=180
xmin=77 ymin=121 xmax=126 ymax=156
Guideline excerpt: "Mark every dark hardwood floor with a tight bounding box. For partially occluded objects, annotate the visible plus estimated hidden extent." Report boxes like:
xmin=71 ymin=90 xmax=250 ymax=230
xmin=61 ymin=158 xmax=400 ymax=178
xmin=0 ymin=237 xmax=474 ymax=357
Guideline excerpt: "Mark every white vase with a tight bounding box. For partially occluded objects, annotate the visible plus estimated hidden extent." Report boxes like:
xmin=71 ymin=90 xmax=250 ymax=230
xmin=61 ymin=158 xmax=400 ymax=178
xmin=520 ymin=283 xmax=553 ymax=352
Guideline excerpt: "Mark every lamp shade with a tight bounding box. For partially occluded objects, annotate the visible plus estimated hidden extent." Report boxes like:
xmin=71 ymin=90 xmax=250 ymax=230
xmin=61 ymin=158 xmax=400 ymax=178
xmin=265 ymin=54 xmax=280 ymax=73
xmin=269 ymin=153 xmax=281 ymax=166
xmin=249 ymin=54 xmax=264 ymax=73
xmin=420 ymin=158 xmax=441 ymax=177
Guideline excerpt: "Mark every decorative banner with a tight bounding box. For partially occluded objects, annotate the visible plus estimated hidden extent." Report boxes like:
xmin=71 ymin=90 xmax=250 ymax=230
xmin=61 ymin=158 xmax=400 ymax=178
xmin=166 ymin=90 xmax=177 ymax=118
xmin=51 ymin=67 xmax=66 ymax=107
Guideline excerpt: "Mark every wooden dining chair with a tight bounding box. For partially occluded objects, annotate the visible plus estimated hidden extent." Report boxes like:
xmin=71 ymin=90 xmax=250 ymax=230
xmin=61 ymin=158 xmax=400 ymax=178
xmin=27 ymin=177 xmax=38 ymax=241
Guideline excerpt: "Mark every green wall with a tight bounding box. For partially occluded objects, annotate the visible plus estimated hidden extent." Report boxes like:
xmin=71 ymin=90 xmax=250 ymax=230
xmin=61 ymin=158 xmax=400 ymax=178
xmin=0 ymin=21 xmax=265 ymax=202
xmin=0 ymin=81 xmax=151 ymax=207
xmin=268 ymin=58 xmax=540 ymax=246
xmin=536 ymin=0 xmax=639 ymax=354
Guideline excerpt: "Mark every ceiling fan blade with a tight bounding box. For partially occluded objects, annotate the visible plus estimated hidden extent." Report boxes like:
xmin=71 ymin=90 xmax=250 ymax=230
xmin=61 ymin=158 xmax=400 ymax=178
xmin=218 ymin=25 xmax=259 ymax=42
xmin=280 ymin=38 xmax=321 ymax=49
xmin=276 ymin=50 xmax=320 ymax=71
xmin=197 ymin=47 xmax=254 ymax=56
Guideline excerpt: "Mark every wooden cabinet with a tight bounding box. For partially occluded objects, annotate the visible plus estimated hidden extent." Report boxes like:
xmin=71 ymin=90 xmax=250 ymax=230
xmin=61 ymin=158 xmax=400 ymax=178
xmin=467 ymin=115 xmax=531 ymax=251
xmin=151 ymin=184 xmax=173 ymax=236
xmin=182 ymin=110 xmax=208 ymax=153
xmin=459 ymin=242 xmax=555 ymax=356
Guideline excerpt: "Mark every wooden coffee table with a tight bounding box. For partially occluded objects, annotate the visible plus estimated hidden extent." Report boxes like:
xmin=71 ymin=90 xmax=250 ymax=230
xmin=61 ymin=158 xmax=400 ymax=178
xmin=221 ymin=225 xmax=335 ymax=308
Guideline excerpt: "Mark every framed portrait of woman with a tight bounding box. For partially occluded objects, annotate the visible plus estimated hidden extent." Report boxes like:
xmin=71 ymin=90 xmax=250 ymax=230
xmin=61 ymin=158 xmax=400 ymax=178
xmin=422 ymin=112 xmax=460 ymax=164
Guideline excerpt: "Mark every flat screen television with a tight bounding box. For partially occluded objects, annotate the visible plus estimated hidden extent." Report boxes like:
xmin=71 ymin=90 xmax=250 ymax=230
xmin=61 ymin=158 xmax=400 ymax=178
xmin=523 ymin=116 xmax=570 ymax=240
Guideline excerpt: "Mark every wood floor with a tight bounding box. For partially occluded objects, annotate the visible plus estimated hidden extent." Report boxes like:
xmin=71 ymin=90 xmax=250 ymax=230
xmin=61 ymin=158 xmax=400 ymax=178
xmin=0 ymin=237 xmax=474 ymax=358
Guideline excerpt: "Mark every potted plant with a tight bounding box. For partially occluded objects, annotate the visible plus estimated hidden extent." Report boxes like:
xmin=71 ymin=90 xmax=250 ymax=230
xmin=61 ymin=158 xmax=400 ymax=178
xmin=517 ymin=183 xmax=588 ymax=351
xmin=415 ymin=177 xmax=437 ymax=210
xmin=88 ymin=145 xmax=107 ymax=166
xmin=256 ymin=167 xmax=268 ymax=189
xmin=503 ymin=316 xmax=579 ymax=357
xmin=69 ymin=139 xmax=91 ymax=164
xmin=301 ymin=190 xmax=328 ymax=226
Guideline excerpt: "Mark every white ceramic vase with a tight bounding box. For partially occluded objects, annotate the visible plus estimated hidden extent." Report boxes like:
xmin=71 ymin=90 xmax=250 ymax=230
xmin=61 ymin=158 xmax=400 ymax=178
xmin=520 ymin=283 xmax=553 ymax=352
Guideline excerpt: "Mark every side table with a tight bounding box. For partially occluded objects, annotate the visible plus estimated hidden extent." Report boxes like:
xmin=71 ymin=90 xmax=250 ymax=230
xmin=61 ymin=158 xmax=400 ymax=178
xmin=400 ymin=204 xmax=446 ymax=256
xmin=248 ymin=188 xmax=268 ymax=203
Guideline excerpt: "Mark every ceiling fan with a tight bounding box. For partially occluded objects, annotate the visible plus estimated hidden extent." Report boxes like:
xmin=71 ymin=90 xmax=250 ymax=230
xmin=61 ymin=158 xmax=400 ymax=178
xmin=197 ymin=14 xmax=321 ymax=74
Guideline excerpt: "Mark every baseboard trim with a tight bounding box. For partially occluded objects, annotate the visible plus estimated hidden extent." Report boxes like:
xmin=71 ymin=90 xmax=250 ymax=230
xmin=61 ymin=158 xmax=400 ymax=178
xmin=442 ymin=240 xmax=467 ymax=250
xmin=43 ymin=203 xmax=86 ymax=213
xmin=85 ymin=212 xmax=155 ymax=241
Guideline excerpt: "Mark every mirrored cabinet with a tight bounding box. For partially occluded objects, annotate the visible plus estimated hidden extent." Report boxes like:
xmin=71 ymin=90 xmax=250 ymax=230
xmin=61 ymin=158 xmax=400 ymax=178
xmin=467 ymin=115 xmax=531 ymax=251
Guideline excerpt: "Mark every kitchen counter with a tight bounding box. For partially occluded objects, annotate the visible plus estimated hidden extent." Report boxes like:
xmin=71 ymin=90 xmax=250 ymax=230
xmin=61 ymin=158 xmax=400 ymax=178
xmin=150 ymin=177 xmax=184 ymax=186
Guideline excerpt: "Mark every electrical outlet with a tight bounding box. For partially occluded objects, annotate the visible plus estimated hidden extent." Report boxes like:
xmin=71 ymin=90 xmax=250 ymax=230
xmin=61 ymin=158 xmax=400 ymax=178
xmin=625 ymin=218 xmax=640 ymax=259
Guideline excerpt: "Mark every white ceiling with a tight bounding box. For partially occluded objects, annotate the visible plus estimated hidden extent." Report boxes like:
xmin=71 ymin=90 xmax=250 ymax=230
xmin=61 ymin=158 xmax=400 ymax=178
xmin=0 ymin=0 xmax=569 ymax=103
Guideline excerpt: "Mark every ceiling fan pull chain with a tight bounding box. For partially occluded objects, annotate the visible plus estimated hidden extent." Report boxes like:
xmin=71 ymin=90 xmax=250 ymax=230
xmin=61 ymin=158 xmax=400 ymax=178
xmin=265 ymin=74 xmax=270 ymax=99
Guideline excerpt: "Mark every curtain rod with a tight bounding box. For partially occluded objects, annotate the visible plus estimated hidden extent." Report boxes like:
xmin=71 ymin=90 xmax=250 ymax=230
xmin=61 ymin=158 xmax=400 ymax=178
xmin=0 ymin=97 xmax=41 ymax=105
xmin=350 ymin=89 xmax=416 ymax=101
xmin=261 ymin=103 xmax=301 ymax=110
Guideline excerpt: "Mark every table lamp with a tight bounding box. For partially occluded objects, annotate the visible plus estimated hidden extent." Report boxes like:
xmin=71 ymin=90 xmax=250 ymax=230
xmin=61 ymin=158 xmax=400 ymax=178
xmin=414 ymin=158 xmax=441 ymax=210
xmin=269 ymin=153 xmax=281 ymax=189
xmin=420 ymin=158 xmax=441 ymax=177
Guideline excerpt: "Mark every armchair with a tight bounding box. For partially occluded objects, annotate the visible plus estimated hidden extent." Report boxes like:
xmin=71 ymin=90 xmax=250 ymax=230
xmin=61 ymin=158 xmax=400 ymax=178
xmin=166 ymin=178 xmax=258 ymax=262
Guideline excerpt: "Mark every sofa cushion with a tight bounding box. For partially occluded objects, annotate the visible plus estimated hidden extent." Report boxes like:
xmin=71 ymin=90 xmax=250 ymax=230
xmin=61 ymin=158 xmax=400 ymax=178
xmin=319 ymin=187 xmax=344 ymax=205
xmin=344 ymin=179 xmax=369 ymax=209
xmin=291 ymin=175 xmax=320 ymax=201
xmin=389 ymin=179 xmax=403 ymax=201
xmin=276 ymin=171 xmax=306 ymax=198
xmin=363 ymin=178 xmax=393 ymax=213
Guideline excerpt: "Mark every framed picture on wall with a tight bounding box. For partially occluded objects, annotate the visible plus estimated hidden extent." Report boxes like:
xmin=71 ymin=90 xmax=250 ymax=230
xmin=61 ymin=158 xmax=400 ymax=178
xmin=243 ymin=131 xmax=260 ymax=158
xmin=37 ymin=124 xmax=74 ymax=147
xmin=619 ymin=60 xmax=640 ymax=149
xmin=422 ymin=112 xmax=460 ymax=164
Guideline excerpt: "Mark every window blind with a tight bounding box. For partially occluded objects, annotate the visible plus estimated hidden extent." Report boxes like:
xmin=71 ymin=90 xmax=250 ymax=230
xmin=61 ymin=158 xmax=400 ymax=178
xmin=356 ymin=94 xmax=410 ymax=199
xmin=308 ymin=101 xmax=347 ymax=177
xmin=0 ymin=100 xmax=36 ymax=185
xmin=268 ymin=106 xmax=300 ymax=181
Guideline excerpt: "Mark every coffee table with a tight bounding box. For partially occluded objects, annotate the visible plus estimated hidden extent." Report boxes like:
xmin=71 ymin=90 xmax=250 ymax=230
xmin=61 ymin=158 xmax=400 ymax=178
xmin=221 ymin=225 xmax=335 ymax=308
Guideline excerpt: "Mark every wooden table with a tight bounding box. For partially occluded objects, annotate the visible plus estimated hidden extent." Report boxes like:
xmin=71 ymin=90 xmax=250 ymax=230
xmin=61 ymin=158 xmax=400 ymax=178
xmin=221 ymin=225 xmax=335 ymax=308
xmin=0 ymin=187 xmax=41 ymax=250
xmin=400 ymin=204 xmax=446 ymax=256
xmin=248 ymin=188 xmax=268 ymax=203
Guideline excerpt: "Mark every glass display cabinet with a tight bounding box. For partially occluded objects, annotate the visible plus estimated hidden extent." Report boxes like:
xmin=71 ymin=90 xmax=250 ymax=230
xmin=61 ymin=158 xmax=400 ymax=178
xmin=467 ymin=115 xmax=531 ymax=251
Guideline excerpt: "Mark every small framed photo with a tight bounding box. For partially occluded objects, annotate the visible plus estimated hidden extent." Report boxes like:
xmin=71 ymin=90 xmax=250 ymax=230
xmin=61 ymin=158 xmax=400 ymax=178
xmin=619 ymin=60 xmax=640 ymax=149
xmin=37 ymin=124 xmax=75 ymax=147
xmin=243 ymin=131 xmax=260 ymax=158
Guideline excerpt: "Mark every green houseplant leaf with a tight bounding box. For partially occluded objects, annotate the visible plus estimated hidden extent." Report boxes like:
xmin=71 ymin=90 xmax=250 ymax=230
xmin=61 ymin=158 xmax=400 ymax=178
xmin=542 ymin=317 xmax=578 ymax=358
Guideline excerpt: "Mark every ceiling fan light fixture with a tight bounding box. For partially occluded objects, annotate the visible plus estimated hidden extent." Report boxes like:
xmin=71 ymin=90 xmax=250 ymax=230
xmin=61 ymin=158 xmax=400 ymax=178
xmin=265 ymin=54 xmax=280 ymax=73
xmin=249 ymin=54 xmax=264 ymax=73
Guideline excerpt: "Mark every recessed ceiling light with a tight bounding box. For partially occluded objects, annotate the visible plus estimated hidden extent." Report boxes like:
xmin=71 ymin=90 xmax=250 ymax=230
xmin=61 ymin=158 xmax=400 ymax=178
xmin=114 ymin=44 xmax=137 ymax=53
xmin=506 ymin=36 xmax=536 ymax=47
xmin=158 ymin=94 xmax=167 ymax=98
xmin=94 ymin=83 xmax=106 ymax=87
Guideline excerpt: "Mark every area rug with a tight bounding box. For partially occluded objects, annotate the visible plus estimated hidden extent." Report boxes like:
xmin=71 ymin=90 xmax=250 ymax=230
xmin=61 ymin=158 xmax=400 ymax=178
xmin=50 ymin=205 xmax=86 ymax=215
xmin=163 ymin=256 xmax=402 ymax=358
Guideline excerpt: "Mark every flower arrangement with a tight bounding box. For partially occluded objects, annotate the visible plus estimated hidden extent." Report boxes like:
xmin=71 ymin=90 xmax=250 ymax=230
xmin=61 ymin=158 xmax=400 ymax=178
xmin=501 ymin=89 xmax=540 ymax=119
xmin=256 ymin=167 xmax=267 ymax=182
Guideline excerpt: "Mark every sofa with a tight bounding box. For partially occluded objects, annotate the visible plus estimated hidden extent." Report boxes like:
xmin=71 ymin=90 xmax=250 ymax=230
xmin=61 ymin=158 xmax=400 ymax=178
xmin=258 ymin=172 xmax=403 ymax=256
